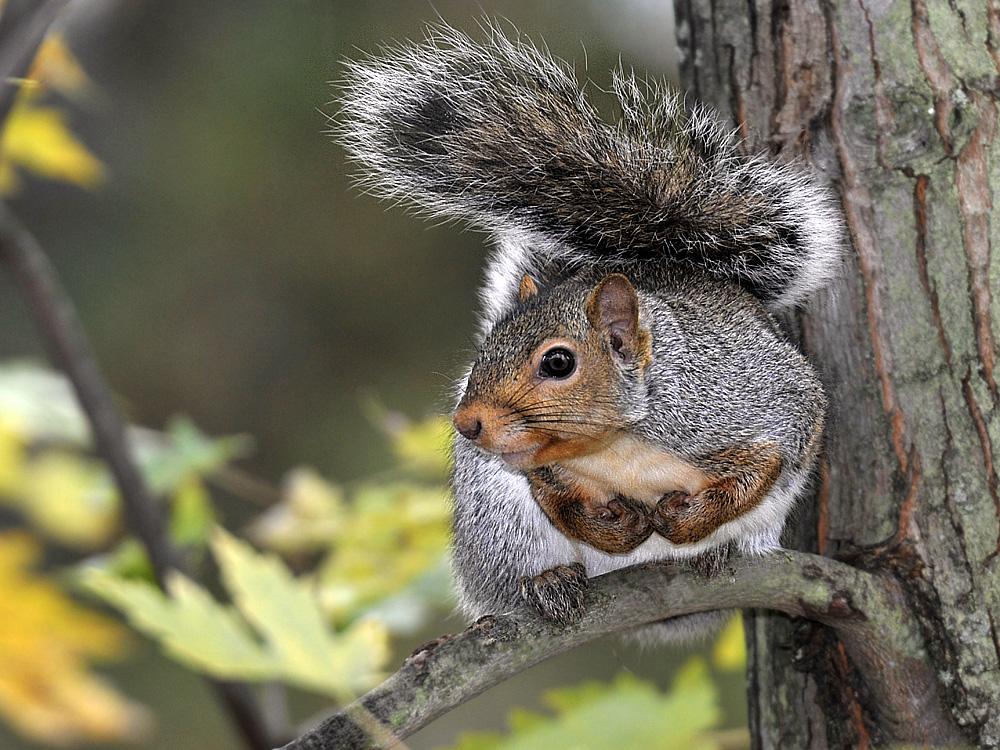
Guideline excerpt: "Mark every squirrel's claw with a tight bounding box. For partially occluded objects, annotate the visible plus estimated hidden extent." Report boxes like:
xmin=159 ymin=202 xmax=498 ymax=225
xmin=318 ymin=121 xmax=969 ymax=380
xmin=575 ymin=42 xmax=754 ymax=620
xmin=519 ymin=562 xmax=588 ymax=625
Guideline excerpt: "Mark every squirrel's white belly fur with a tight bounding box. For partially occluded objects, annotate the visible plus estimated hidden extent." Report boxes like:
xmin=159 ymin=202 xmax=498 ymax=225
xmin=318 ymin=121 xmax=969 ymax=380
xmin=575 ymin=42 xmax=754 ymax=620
xmin=502 ymin=445 xmax=803 ymax=573
xmin=555 ymin=434 xmax=708 ymax=505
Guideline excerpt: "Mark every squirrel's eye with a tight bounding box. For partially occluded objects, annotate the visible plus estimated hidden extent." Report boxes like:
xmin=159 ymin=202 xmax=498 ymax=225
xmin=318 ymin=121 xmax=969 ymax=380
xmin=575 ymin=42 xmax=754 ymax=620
xmin=539 ymin=348 xmax=576 ymax=379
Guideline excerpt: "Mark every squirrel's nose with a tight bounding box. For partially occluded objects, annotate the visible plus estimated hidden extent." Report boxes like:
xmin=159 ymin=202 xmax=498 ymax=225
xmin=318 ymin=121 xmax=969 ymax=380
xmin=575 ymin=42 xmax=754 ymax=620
xmin=453 ymin=411 xmax=483 ymax=442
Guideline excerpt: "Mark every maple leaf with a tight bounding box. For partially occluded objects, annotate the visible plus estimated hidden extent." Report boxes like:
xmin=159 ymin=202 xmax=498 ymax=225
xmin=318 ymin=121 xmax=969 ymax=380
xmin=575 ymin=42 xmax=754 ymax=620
xmin=82 ymin=529 xmax=390 ymax=701
xmin=27 ymin=33 xmax=96 ymax=100
xmin=440 ymin=661 xmax=724 ymax=750
xmin=0 ymin=531 xmax=149 ymax=745
xmin=0 ymin=101 xmax=106 ymax=193
xmin=0 ymin=32 xmax=105 ymax=194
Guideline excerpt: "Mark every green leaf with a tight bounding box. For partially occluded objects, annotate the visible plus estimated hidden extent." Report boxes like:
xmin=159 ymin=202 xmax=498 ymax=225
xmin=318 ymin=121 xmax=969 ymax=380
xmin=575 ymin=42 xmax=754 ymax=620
xmin=363 ymin=402 xmax=452 ymax=479
xmin=316 ymin=481 xmax=451 ymax=627
xmin=79 ymin=567 xmax=275 ymax=680
xmin=211 ymin=529 xmax=388 ymax=698
xmin=101 ymin=539 xmax=155 ymax=582
xmin=80 ymin=530 xmax=390 ymax=699
xmin=437 ymin=661 xmax=723 ymax=750
xmin=0 ymin=363 xmax=249 ymax=548
xmin=141 ymin=416 xmax=253 ymax=496
xmin=445 ymin=731 xmax=506 ymax=750
xmin=169 ymin=477 xmax=216 ymax=547
xmin=386 ymin=414 xmax=452 ymax=478
xmin=251 ymin=471 xmax=452 ymax=630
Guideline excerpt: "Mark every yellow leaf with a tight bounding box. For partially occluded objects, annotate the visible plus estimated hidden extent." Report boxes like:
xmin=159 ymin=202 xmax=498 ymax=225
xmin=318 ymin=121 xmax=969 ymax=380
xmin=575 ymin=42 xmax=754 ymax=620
xmin=0 ymin=103 xmax=106 ymax=191
xmin=85 ymin=530 xmax=391 ymax=700
xmin=0 ymin=532 xmax=149 ymax=745
xmin=315 ymin=482 xmax=451 ymax=625
xmin=0 ymin=407 xmax=120 ymax=549
xmin=28 ymin=34 xmax=95 ymax=99
xmin=213 ymin=529 xmax=389 ymax=698
xmin=0 ymin=418 xmax=27 ymax=495
xmin=711 ymin=613 xmax=747 ymax=673
xmin=365 ymin=403 xmax=452 ymax=479
xmin=19 ymin=450 xmax=120 ymax=549
xmin=249 ymin=467 xmax=347 ymax=553
xmin=81 ymin=568 xmax=277 ymax=682
xmin=388 ymin=414 xmax=452 ymax=477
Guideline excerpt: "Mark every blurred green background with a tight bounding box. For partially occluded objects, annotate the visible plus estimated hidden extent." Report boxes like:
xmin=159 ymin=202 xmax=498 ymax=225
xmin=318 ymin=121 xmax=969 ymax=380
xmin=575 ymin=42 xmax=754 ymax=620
xmin=0 ymin=2 xmax=750 ymax=749
xmin=1 ymin=0 xmax=678 ymax=484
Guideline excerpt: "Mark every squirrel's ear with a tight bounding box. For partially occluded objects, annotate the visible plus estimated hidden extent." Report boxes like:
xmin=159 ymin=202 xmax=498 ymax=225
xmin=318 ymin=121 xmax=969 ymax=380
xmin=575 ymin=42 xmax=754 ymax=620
xmin=587 ymin=274 xmax=640 ymax=362
xmin=519 ymin=274 xmax=539 ymax=301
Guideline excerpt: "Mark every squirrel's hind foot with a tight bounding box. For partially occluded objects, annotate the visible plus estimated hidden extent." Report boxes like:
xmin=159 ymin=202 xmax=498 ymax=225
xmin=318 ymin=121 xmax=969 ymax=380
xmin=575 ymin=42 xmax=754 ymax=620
xmin=519 ymin=562 xmax=588 ymax=625
xmin=687 ymin=543 xmax=733 ymax=578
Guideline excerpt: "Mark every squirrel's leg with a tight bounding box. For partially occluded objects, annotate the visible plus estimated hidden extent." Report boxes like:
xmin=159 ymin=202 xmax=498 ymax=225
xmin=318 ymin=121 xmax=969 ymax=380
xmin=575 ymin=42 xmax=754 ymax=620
xmin=651 ymin=443 xmax=783 ymax=546
xmin=527 ymin=466 xmax=653 ymax=554
xmin=451 ymin=437 xmax=582 ymax=620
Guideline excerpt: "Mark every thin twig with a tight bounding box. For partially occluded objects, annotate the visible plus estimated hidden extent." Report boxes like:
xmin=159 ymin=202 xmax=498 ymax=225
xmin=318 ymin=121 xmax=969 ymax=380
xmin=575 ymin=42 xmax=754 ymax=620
xmin=0 ymin=4 xmax=279 ymax=744
xmin=0 ymin=0 xmax=71 ymax=123
xmin=279 ymin=552 xmax=963 ymax=750
xmin=0 ymin=203 xmax=277 ymax=750
xmin=0 ymin=203 xmax=180 ymax=584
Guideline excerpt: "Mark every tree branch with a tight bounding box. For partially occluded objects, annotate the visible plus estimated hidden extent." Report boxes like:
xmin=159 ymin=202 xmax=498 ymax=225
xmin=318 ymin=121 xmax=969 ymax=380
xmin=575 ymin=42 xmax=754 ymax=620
xmin=0 ymin=203 xmax=182 ymax=582
xmin=280 ymin=551 xmax=964 ymax=750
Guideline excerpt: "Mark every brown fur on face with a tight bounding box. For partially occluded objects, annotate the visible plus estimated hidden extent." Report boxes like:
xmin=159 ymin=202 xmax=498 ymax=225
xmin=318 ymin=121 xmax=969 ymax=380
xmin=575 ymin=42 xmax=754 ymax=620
xmin=453 ymin=332 xmax=628 ymax=469
xmin=453 ymin=274 xmax=653 ymax=471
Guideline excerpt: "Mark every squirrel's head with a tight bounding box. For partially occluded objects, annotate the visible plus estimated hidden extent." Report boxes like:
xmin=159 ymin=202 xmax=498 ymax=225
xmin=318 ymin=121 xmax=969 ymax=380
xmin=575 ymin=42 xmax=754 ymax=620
xmin=453 ymin=273 xmax=652 ymax=470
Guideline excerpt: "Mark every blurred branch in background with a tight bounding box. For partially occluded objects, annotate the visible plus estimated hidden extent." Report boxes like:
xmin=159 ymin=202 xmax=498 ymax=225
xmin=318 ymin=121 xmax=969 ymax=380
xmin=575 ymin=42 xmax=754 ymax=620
xmin=0 ymin=4 xmax=757 ymax=749
xmin=0 ymin=359 xmax=457 ymax=749
xmin=0 ymin=2 xmax=274 ymax=747
xmin=0 ymin=0 xmax=70 ymax=124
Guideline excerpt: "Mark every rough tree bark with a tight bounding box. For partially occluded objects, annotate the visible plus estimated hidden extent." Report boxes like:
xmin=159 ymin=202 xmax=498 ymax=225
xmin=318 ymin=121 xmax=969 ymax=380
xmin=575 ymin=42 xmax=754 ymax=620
xmin=674 ymin=1 xmax=1000 ymax=747
xmin=278 ymin=7 xmax=1000 ymax=748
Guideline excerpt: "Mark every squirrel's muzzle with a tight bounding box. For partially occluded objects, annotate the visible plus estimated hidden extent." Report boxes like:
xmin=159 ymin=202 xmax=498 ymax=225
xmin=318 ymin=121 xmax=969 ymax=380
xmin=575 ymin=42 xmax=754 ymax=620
xmin=453 ymin=411 xmax=482 ymax=442
xmin=452 ymin=402 xmax=523 ymax=455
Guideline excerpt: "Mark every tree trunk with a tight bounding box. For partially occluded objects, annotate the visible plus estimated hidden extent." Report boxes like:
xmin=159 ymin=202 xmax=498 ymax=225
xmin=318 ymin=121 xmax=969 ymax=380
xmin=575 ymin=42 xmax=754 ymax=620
xmin=675 ymin=1 xmax=1000 ymax=747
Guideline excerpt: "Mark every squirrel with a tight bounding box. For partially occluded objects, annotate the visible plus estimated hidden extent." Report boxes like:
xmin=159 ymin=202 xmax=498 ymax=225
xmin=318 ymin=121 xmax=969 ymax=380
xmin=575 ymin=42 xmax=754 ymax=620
xmin=338 ymin=24 xmax=841 ymax=630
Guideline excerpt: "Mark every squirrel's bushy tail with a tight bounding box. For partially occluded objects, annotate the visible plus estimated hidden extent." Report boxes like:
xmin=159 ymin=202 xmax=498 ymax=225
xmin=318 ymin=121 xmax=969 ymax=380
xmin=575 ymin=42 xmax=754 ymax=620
xmin=338 ymin=23 xmax=842 ymax=309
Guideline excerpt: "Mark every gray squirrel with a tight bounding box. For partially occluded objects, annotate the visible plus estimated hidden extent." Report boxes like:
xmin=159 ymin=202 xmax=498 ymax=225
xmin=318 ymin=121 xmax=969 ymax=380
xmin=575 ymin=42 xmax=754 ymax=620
xmin=339 ymin=25 xmax=842 ymax=630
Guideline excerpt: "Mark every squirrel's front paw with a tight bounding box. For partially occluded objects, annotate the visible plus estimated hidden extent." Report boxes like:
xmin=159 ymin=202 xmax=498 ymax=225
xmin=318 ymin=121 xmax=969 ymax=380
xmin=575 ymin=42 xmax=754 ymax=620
xmin=586 ymin=496 xmax=653 ymax=553
xmin=519 ymin=562 xmax=588 ymax=625
xmin=651 ymin=490 xmax=710 ymax=544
